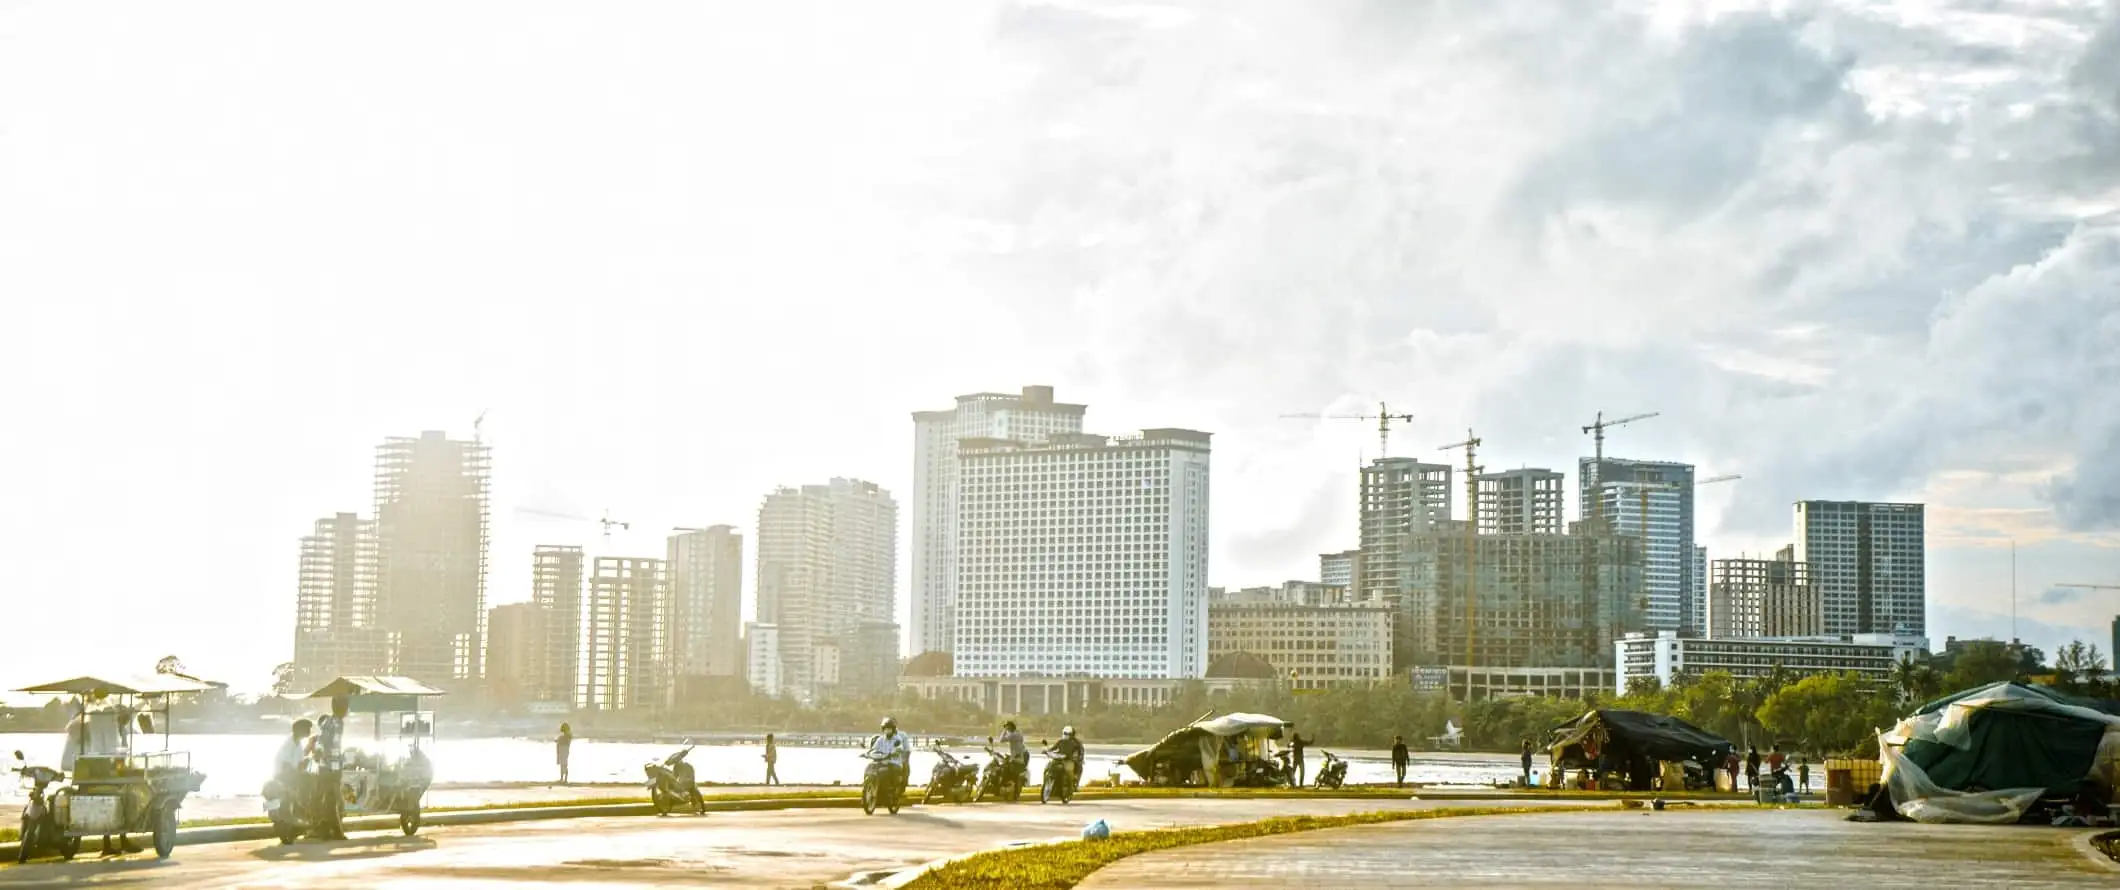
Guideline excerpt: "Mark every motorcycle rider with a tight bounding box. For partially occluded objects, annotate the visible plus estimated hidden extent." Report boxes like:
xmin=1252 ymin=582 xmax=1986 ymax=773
xmin=868 ymin=717 xmax=912 ymax=800
xmin=998 ymin=720 xmax=1030 ymax=785
xmin=1045 ymin=726 xmax=1086 ymax=792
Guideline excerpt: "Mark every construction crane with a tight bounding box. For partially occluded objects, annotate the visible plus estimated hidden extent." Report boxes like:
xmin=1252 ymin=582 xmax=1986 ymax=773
xmin=514 ymin=506 xmax=631 ymax=541
xmin=1581 ymin=411 xmax=1659 ymax=520
xmin=1282 ymin=402 xmax=1416 ymax=458
xmin=1438 ymin=429 xmax=1484 ymax=668
xmin=474 ymin=408 xmax=488 ymax=444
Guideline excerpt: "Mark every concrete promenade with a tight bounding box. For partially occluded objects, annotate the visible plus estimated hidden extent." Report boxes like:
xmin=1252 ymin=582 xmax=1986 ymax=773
xmin=1078 ymin=807 xmax=2120 ymax=889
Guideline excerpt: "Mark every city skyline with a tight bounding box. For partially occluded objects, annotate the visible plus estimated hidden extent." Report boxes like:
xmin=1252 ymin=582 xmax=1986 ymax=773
xmin=7 ymin=1 xmax=2119 ymax=692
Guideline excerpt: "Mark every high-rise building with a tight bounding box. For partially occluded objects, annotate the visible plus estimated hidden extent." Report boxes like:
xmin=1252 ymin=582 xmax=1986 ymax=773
xmin=484 ymin=602 xmax=547 ymax=709
xmin=745 ymin=622 xmax=781 ymax=698
xmin=1580 ymin=458 xmax=1696 ymax=635
xmin=1386 ymin=522 xmax=1644 ymax=670
xmin=291 ymin=513 xmax=385 ymax=691
xmin=1476 ymin=468 xmax=1565 ymax=536
xmin=954 ymin=429 xmax=1212 ymax=679
xmin=666 ymin=525 xmax=743 ymax=684
xmin=373 ymin=431 xmax=491 ymax=686
xmin=1691 ymin=546 xmax=1708 ymax=634
xmin=1795 ymin=500 xmax=1927 ymax=635
xmin=1319 ymin=549 xmax=1361 ymax=592
xmin=530 ymin=545 xmax=584 ymax=706
xmin=1358 ymin=458 xmax=1452 ymax=604
xmin=910 ymin=386 xmax=1087 ymax=657
xmin=756 ymin=479 xmax=899 ymax=704
xmin=581 ymin=556 xmax=667 ymax=711
xmin=1708 ymin=547 xmax=1820 ymax=638
xmin=2111 ymin=617 xmax=2119 ymax=674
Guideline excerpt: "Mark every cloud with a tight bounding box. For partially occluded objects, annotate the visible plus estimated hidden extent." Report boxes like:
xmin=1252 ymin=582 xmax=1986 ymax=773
xmin=2040 ymin=584 xmax=2091 ymax=606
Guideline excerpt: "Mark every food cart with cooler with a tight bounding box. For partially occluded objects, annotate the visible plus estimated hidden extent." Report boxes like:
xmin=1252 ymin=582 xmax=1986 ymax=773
xmin=13 ymin=672 xmax=218 ymax=860
xmin=305 ymin=676 xmax=443 ymax=836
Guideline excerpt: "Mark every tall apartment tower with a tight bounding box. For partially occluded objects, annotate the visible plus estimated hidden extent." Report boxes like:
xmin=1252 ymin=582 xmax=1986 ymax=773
xmin=745 ymin=622 xmax=782 ymax=697
xmin=1476 ymin=468 xmax=1566 ymax=536
xmin=530 ymin=545 xmax=585 ymax=706
xmin=1795 ymin=500 xmax=1926 ymax=635
xmin=581 ymin=556 xmax=667 ymax=711
xmin=756 ymin=479 xmax=899 ymax=704
xmin=1319 ymin=549 xmax=1361 ymax=592
xmin=667 ymin=526 xmax=743 ymax=681
xmin=1691 ymin=545 xmax=1708 ymax=633
xmin=1708 ymin=546 xmax=1820 ymax=638
xmin=484 ymin=602 xmax=547 ymax=707
xmin=373 ymin=430 xmax=491 ymax=686
xmin=1358 ymin=458 xmax=1452 ymax=604
xmin=954 ymin=429 xmax=1213 ymax=679
xmin=1580 ymin=457 xmax=1696 ymax=635
xmin=291 ymin=513 xmax=385 ymax=691
xmin=910 ymin=386 xmax=1086 ymax=657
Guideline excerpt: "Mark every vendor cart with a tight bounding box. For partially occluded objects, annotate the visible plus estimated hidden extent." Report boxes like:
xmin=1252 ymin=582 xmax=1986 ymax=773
xmin=13 ymin=672 xmax=219 ymax=859
xmin=304 ymin=676 xmax=444 ymax=836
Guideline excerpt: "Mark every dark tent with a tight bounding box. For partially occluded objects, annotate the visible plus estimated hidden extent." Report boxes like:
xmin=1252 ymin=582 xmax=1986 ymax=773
xmin=1548 ymin=709 xmax=1734 ymax=791
xmin=1889 ymin=682 xmax=2120 ymax=810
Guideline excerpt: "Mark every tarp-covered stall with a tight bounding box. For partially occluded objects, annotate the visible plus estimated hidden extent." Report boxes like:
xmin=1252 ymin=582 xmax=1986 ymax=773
xmin=1880 ymin=681 xmax=2120 ymax=824
xmin=1123 ymin=713 xmax=1291 ymax=787
xmin=1549 ymin=709 xmax=1733 ymax=791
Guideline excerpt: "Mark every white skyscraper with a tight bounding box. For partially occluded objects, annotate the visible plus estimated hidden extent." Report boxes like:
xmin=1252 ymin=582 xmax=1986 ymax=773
xmin=910 ymin=386 xmax=1086 ymax=657
xmin=1581 ymin=458 xmax=1696 ymax=634
xmin=954 ymin=428 xmax=1212 ymax=679
xmin=666 ymin=525 xmax=743 ymax=680
xmin=1795 ymin=500 xmax=1926 ymax=636
xmin=756 ymin=479 xmax=898 ymax=703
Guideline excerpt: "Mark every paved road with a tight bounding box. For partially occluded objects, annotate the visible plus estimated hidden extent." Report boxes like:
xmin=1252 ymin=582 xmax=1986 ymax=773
xmin=0 ymin=795 xmax=1590 ymax=888
xmin=1079 ymin=807 xmax=2120 ymax=889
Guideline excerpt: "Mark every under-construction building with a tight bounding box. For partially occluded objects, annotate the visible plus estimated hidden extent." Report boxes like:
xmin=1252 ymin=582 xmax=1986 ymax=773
xmin=1579 ymin=458 xmax=1696 ymax=635
xmin=1708 ymin=546 xmax=1821 ymax=638
xmin=373 ymin=431 xmax=491 ymax=687
xmin=291 ymin=513 xmax=386 ymax=691
xmin=1358 ymin=458 xmax=1452 ymax=604
xmin=1476 ymin=468 xmax=1566 ymax=536
xmin=530 ymin=545 xmax=585 ymax=706
xmin=1385 ymin=520 xmax=1644 ymax=671
xmin=581 ymin=556 xmax=667 ymax=711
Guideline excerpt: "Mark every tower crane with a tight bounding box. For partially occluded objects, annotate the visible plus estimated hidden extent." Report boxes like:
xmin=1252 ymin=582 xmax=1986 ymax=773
xmin=1282 ymin=402 xmax=1416 ymax=458
xmin=1581 ymin=411 xmax=1659 ymax=520
xmin=1438 ymin=429 xmax=1484 ymax=668
xmin=514 ymin=506 xmax=631 ymax=541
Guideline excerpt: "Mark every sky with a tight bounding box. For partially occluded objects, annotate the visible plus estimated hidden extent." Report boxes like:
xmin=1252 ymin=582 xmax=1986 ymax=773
xmin=2 ymin=0 xmax=2118 ymax=692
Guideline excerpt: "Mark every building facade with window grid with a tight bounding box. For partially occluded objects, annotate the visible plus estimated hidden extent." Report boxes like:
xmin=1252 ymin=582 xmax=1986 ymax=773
xmin=1207 ymin=600 xmax=1392 ymax=688
xmin=953 ymin=429 xmax=1212 ymax=679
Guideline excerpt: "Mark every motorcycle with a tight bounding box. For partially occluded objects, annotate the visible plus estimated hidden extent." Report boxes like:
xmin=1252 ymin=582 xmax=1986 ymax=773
xmin=922 ymin=747 xmax=980 ymax=805
xmin=1039 ymin=755 xmax=1079 ymax=805
xmin=12 ymin=751 xmax=78 ymax=862
xmin=860 ymin=749 xmax=904 ymax=816
xmin=1313 ymin=751 xmax=1348 ymax=790
xmin=644 ymin=744 xmax=705 ymax=816
xmin=263 ymin=760 xmax=322 ymax=845
xmin=1676 ymin=759 xmax=1716 ymax=792
xmin=974 ymin=747 xmax=1024 ymax=803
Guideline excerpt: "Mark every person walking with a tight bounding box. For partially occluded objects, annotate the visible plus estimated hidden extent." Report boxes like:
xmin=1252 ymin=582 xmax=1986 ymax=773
xmin=1744 ymin=746 xmax=1761 ymax=793
xmin=1520 ymin=740 xmax=1535 ymax=788
xmin=1390 ymin=735 xmax=1410 ymax=787
xmin=555 ymin=723 xmax=573 ymax=785
xmin=763 ymin=733 xmax=780 ymax=786
xmin=1722 ymin=750 xmax=1741 ymax=793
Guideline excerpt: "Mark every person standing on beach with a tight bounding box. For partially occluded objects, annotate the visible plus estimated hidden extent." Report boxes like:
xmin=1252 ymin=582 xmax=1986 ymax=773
xmin=1520 ymin=740 xmax=1535 ymax=788
xmin=556 ymin=723 xmax=573 ymax=785
xmin=1390 ymin=736 xmax=1410 ymax=787
xmin=763 ymin=733 xmax=780 ymax=786
xmin=1797 ymin=758 xmax=1810 ymax=794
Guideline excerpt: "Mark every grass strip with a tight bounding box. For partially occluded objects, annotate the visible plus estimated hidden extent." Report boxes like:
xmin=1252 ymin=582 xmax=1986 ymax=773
xmin=903 ymin=805 xmax=1555 ymax=890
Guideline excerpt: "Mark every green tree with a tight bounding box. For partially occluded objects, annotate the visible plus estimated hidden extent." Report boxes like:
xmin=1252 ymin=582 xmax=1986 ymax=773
xmin=1942 ymin=640 xmax=2022 ymax=692
xmin=2052 ymin=640 xmax=2107 ymax=693
xmin=1756 ymin=672 xmax=1899 ymax=759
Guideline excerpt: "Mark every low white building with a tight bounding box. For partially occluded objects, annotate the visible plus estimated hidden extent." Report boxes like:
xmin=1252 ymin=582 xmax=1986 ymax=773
xmin=899 ymin=675 xmax=1258 ymax=715
xmin=1614 ymin=630 xmax=1928 ymax=692
xmin=745 ymin=622 xmax=781 ymax=698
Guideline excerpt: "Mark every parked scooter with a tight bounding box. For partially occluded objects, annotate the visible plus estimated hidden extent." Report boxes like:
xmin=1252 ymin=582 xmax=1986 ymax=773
xmin=263 ymin=759 xmax=322 ymax=845
xmin=974 ymin=746 xmax=1024 ymax=803
xmin=12 ymin=751 xmax=78 ymax=862
xmin=1313 ymin=751 xmax=1348 ymax=790
xmin=644 ymin=744 xmax=705 ymax=816
xmin=922 ymin=746 xmax=981 ymax=805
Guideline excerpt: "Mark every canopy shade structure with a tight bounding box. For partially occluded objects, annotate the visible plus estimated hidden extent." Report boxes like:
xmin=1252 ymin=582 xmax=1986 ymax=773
xmin=1123 ymin=712 xmax=1291 ymax=785
xmin=1548 ymin=709 xmax=1734 ymax=783
xmin=306 ymin=676 xmax=448 ymax=699
xmin=14 ymin=673 xmax=222 ymax=696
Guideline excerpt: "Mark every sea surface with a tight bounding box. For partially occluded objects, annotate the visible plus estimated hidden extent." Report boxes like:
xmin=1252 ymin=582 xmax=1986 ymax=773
xmin=0 ymin=732 xmax=1520 ymax=804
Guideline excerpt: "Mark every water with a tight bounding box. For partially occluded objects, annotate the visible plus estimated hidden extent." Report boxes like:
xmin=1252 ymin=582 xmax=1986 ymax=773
xmin=0 ymin=732 xmax=1519 ymax=803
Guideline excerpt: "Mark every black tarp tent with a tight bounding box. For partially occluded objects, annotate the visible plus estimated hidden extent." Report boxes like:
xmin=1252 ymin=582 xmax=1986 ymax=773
xmin=1548 ymin=709 xmax=1734 ymax=790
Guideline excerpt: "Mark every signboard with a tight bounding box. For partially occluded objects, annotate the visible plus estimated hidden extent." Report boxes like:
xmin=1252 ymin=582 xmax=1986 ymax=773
xmin=69 ymin=795 xmax=123 ymax=833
